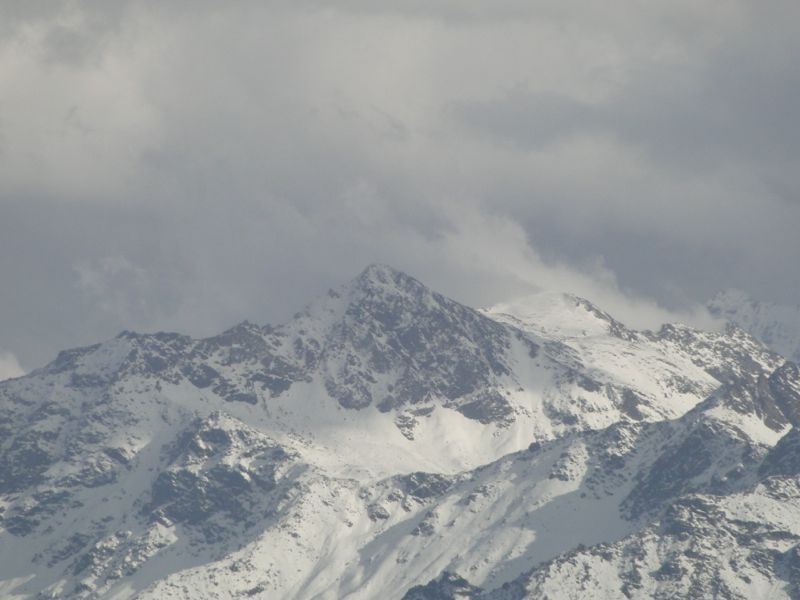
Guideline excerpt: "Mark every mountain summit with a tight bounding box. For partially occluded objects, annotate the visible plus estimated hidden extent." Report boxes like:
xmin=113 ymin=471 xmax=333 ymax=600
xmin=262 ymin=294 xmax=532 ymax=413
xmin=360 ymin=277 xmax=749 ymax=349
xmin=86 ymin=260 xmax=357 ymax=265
xmin=1 ymin=266 xmax=798 ymax=599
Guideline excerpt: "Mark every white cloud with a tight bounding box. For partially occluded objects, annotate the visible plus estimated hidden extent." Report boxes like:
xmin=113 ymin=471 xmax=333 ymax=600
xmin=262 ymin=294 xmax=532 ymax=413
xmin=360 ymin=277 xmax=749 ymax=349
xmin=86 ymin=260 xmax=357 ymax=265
xmin=0 ymin=351 xmax=25 ymax=381
xmin=400 ymin=201 xmax=721 ymax=331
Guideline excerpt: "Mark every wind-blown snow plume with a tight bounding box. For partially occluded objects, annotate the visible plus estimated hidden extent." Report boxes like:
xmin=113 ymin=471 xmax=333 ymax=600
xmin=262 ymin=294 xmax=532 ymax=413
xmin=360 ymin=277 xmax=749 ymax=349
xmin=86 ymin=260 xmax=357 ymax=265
xmin=0 ymin=350 xmax=24 ymax=381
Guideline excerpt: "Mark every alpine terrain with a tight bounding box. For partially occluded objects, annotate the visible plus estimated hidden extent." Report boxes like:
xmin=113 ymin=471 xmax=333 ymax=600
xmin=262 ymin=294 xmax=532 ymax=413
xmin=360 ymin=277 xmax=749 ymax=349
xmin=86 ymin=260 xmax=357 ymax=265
xmin=709 ymin=290 xmax=800 ymax=363
xmin=2 ymin=264 xmax=800 ymax=599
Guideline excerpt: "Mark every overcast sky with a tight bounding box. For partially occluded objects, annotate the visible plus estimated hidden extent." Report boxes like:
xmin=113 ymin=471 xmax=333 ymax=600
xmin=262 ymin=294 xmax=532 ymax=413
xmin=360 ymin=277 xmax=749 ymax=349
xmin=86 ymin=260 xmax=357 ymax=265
xmin=2 ymin=0 xmax=799 ymax=373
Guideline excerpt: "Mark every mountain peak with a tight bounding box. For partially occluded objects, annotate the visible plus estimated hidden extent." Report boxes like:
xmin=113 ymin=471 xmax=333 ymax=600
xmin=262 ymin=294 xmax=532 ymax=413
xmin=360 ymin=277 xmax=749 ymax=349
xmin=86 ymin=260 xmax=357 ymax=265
xmin=7 ymin=266 xmax=800 ymax=599
xmin=357 ymin=262 xmax=403 ymax=280
xmin=304 ymin=263 xmax=519 ymax=418
xmin=301 ymin=264 xmax=435 ymax=325
xmin=351 ymin=263 xmax=425 ymax=295
xmin=709 ymin=288 xmax=757 ymax=307
xmin=486 ymin=291 xmax=635 ymax=340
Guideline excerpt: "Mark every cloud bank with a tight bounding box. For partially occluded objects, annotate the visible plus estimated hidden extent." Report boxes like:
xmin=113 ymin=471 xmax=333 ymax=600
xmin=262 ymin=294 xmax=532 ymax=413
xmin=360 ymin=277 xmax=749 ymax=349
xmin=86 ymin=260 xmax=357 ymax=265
xmin=1 ymin=1 xmax=797 ymax=367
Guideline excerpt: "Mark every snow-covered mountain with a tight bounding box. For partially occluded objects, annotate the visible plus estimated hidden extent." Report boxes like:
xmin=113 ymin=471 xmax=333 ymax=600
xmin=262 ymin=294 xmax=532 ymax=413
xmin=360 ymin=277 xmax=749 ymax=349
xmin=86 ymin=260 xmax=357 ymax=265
xmin=1 ymin=265 xmax=798 ymax=599
xmin=709 ymin=289 xmax=800 ymax=363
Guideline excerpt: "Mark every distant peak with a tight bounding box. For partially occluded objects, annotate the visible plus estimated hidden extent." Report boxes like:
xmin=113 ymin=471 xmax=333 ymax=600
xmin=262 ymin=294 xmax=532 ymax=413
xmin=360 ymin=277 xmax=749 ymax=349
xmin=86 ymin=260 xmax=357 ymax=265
xmin=709 ymin=289 xmax=757 ymax=307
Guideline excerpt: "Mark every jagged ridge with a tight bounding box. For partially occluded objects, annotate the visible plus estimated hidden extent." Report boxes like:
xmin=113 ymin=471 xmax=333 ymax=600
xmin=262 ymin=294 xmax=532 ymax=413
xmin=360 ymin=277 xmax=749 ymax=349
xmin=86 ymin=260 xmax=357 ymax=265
xmin=0 ymin=265 xmax=796 ymax=599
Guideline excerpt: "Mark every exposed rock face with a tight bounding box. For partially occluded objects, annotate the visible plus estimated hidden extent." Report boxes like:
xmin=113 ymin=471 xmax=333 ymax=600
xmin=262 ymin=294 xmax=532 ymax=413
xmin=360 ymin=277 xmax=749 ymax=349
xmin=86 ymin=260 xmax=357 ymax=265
xmin=648 ymin=322 xmax=783 ymax=386
xmin=770 ymin=363 xmax=800 ymax=425
xmin=142 ymin=413 xmax=293 ymax=535
xmin=404 ymin=572 xmax=483 ymax=599
xmin=760 ymin=427 xmax=800 ymax=478
xmin=2 ymin=265 xmax=800 ymax=600
xmin=316 ymin=265 xmax=519 ymax=421
xmin=404 ymin=424 xmax=800 ymax=600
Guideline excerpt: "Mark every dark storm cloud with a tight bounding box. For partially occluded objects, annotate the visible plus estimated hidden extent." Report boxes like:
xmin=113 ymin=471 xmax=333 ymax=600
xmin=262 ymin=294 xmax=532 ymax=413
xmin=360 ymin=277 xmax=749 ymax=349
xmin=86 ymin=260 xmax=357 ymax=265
xmin=448 ymin=6 xmax=800 ymax=304
xmin=0 ymin=0 xmax=798 ymax=371
xmin=453 ymin=40 xmax=800 ymax=170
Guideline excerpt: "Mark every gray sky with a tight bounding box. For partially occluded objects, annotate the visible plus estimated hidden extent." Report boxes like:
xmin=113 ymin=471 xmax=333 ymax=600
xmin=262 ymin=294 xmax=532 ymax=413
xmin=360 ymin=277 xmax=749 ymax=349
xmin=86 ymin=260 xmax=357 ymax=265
xmin=2 ymin=0 xmax=799 ymax=373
